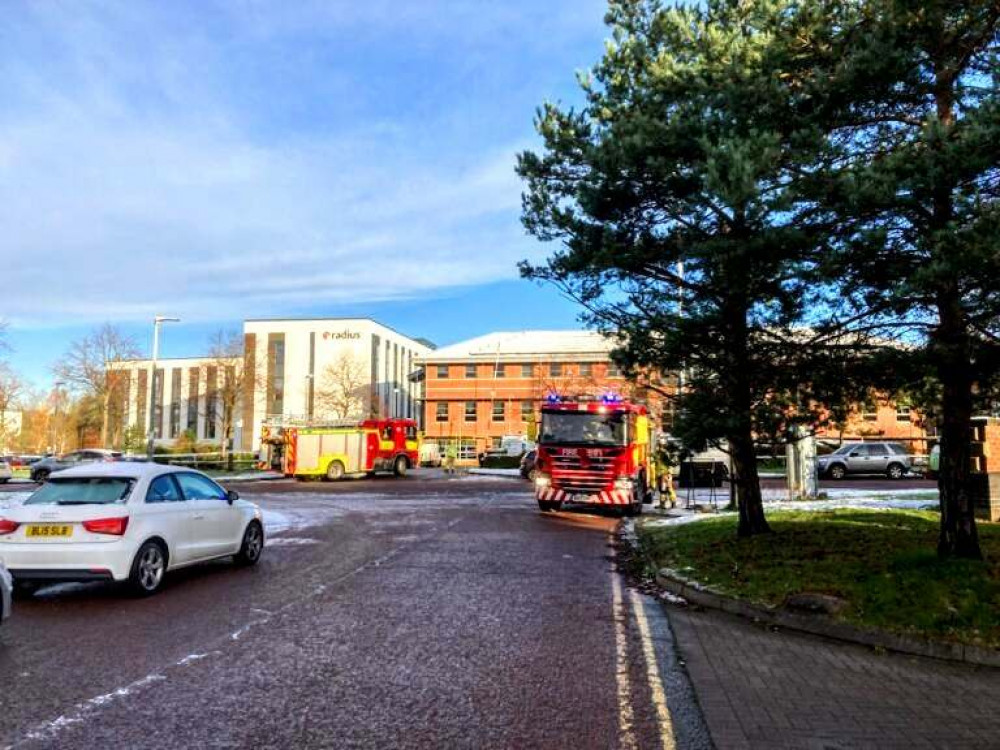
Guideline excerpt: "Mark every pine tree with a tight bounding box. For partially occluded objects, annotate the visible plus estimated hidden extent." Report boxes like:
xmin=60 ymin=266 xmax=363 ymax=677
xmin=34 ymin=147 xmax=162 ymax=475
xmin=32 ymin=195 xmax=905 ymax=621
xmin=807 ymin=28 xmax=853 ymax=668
xmin=518 ymin=0 xmax=852 ymax=537
xmin=819 ymin=1 xmax=1000 ymax=558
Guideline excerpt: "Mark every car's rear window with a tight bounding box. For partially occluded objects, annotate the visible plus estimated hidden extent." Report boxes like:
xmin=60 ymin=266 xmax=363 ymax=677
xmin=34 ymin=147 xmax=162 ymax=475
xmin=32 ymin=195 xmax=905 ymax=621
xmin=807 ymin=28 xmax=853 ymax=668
xmin=25 ymin=478 xmax=135 ymax=506
xmin=888 ymin=444 xmax=909 ymax=455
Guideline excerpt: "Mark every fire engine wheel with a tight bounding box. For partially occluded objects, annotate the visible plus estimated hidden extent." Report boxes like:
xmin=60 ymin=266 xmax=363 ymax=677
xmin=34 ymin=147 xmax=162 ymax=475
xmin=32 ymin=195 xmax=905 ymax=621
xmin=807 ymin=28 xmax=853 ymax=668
xmin=393 ymin=455 xmax=409 ymax=477
xmin=326 ymin=460 xmax=346 ymax=481
xmin=537 ymin=500 xmax=561 ymax=513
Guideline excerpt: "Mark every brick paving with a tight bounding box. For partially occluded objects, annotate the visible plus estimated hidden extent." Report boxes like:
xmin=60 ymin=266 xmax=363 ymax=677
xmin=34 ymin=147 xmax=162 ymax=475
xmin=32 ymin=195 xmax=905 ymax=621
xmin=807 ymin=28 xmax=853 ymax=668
xmin=666 ymin=605 xmax=1000 ymax=749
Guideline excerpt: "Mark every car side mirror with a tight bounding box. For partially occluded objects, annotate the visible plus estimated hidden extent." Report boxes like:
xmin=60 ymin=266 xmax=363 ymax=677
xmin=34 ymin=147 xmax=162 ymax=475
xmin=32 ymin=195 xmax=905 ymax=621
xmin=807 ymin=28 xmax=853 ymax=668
xmin=227 ymin=490 xmax=239 ymax=505
xmin=849 ymin=452 xmax=860 ymax=457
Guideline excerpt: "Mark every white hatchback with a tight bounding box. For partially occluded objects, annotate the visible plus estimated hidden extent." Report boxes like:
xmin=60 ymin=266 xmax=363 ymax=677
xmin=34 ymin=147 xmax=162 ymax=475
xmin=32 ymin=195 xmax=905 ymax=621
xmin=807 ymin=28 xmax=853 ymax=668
xmin=0 ymin=463 xmax=264 ymax=596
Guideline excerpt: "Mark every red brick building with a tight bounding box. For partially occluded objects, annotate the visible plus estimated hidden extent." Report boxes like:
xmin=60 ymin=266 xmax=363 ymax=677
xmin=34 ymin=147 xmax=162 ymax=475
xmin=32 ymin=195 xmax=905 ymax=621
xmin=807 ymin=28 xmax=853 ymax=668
xmin=417 ymin=331 xmax=631 ymax=461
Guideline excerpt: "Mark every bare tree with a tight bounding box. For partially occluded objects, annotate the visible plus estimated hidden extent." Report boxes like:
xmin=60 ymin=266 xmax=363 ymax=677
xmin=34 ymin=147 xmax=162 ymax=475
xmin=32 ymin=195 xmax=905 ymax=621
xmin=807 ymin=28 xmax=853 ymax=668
xmin=316 ymin=353 xmax=368 ymax=420
xmin=0 ymin=364 xmax=23 ymax=452
xmin=55 ymin=324 xmax=141 ymax=448
xmin=205 ymin=330 xmax=261 ymax=469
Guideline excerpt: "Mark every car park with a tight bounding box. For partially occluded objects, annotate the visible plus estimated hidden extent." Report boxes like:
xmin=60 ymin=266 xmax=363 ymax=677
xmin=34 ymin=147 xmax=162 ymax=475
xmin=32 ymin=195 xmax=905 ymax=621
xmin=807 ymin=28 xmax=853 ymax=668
xmin=0 ymin=457 xmax=12 ymax=484
xmin=0 ymin=462 xmax=264 ymax=596
xmin=0 ymin=562 xmax=11 ymax=625
xmin=29 ymin=449 xmax=122 ymax=482
xmin=816 ymin=441 xmax=913 ymax=480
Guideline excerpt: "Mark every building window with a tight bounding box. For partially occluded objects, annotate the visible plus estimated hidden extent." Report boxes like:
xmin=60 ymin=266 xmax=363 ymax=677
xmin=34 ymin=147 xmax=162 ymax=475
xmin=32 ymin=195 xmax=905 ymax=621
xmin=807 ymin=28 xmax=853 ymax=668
xmin=187 ymin=368 xmax=199 ymax=433
xmin=436 ymin=403 xmax=449 ymax=422
xmin=465 ymin=364 xmax=477 ymax=379
xmin=493 ymin=364 xmax=505 ymax=378
xmin=580 ymin=362 xmax=592 ymax=377
xmin=266 ymin=333 xmax=285 ymax=417
xmin=437 ymin=364 xmax=448 ymax=379
xmin=205 ymin=366 xmax=218 ymax=439
xmin=169 ymin=368 xmax=182 ymax=439
xmin=136 ymin=369 xmax=148 ymax=436
xmin=520 ymin=401 xmax=534 ymax=421
xmin=492 ymin=401 xmax=505 ymax=422
xmin=464 ymin=401 xmax=477 ymax=422
xmin=550 ymin=363 xmax=563 ymax=377
xmin=521 ymin=364 xmax=534 ymax=378
xmin=607 ymin=362 xmax=622 ymax=377
xmin=153 ymin=368 xmax=164 ymax=439
xmin=896 ymin=406 xmax=912 ymax=423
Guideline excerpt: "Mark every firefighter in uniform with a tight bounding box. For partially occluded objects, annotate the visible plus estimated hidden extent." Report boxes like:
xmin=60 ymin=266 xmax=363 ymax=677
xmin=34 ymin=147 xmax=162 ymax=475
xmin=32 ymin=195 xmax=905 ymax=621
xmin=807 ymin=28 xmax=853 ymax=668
xmin=655 ymin=444 xmax=679 ymax=510
xmin=443 ymin=443 xmax=458 ymax=475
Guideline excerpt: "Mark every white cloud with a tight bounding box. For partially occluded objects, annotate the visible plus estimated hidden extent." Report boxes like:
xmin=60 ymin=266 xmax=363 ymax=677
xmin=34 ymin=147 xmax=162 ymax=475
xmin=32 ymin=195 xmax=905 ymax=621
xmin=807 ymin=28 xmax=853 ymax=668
xmin=0 ymin=1 xmax=601 ymax=327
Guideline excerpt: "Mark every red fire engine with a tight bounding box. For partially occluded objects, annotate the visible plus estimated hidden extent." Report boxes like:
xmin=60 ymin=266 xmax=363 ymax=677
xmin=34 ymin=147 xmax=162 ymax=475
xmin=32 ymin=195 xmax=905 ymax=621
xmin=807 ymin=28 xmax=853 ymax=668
xmin=533 ymin=395 xmax=655 ymax=515
xmin=260 ymin=418 xmax=419 ymax=481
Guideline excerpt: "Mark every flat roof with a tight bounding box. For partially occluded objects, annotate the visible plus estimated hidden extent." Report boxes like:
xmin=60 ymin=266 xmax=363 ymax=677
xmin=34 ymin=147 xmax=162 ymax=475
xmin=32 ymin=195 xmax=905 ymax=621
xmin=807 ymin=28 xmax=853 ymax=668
xmin=418 ymin=330 xmax=619 ymax=362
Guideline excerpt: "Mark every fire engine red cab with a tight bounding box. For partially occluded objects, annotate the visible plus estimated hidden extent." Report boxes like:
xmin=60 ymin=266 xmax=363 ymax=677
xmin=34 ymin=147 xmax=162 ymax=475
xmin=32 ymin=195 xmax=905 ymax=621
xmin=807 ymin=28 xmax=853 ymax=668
xmin=533 ymin=395 xmax=655 ymax=515
xmin=261 ymin=418 xmax=419 ymax=481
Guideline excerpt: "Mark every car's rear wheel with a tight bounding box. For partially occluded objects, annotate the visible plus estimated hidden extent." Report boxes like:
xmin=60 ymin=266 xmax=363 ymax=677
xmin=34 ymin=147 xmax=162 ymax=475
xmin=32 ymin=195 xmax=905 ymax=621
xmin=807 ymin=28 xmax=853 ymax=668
xmin=234 ymin=521 xmax=264 ymax=567
xmin=33 ymin=469 xmax=50 ymax=483
xmin=129 ymin=540 xmax=167 ymax=596
xmin=829 ymin=464 xmax=846 ymax=480
xmin=887 ymin=463 xmax=905 ymax=480
xmin=393 ymin=455 xmax=409 ymax=477
xmin=326 ymin=460 xmax=345 ymax=481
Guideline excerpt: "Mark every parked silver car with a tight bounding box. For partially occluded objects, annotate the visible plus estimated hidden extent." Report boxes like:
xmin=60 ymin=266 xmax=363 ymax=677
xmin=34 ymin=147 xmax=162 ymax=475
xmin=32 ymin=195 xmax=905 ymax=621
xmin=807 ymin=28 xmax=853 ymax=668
xmin=0 ymin=563 xmax=11 ymax=625
xmin=817 ymin=442 xmax=912 ymax=480
xmin=29 ymin=449 xmax=122 ymax=483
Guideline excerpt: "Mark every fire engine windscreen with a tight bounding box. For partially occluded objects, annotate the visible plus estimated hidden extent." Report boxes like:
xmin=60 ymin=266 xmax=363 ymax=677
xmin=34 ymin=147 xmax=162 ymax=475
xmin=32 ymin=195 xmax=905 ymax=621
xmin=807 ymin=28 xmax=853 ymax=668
xmin=539 ymin=411 xmax=627 ymax=446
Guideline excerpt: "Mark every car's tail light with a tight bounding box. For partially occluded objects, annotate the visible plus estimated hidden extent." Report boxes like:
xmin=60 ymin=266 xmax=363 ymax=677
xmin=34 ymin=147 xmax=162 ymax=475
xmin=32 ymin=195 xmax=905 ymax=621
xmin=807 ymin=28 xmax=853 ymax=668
xmin=0 ymin=519 xmax=19 ymax=535
xmin=83 ymin=517 xmax=129 ymax=536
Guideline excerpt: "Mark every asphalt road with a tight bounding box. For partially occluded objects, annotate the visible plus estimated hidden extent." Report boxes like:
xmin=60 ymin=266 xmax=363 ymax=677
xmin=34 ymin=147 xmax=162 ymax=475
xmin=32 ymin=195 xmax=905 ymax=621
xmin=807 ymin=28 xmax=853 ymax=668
xmin=0 ymin=476 xmax=712 ymax=749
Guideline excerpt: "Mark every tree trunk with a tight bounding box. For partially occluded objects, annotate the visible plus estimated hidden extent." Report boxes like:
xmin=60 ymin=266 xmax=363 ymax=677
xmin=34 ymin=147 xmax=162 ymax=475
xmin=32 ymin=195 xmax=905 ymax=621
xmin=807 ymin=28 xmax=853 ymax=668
xmin=934 ymin=293 xmax=981 ymax=559
xmin=730 ymin=428 xmax=771 ymax=537
xmin=722 ymin=275 xmax=771 ymax=538
xmin=930 ymin=63 xmax=981 ymax=560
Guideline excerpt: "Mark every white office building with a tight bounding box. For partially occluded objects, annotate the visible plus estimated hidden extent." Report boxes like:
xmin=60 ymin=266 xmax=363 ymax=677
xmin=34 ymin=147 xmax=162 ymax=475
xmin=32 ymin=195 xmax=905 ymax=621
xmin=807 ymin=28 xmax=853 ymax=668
xmin=115 ymin=318 xmax=431 ymax=452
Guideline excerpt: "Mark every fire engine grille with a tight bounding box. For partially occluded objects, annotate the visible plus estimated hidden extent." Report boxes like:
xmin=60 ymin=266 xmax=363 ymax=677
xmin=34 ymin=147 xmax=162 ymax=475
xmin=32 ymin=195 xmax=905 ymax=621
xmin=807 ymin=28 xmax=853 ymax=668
xmin=550 ymin=453 xmax=616 ymax=494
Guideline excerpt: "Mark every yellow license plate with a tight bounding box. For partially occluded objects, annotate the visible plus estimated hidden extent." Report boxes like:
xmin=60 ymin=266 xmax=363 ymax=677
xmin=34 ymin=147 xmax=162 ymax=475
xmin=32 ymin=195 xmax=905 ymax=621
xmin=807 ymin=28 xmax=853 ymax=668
xmin=26 ymin=525 xmax=73 ymax=538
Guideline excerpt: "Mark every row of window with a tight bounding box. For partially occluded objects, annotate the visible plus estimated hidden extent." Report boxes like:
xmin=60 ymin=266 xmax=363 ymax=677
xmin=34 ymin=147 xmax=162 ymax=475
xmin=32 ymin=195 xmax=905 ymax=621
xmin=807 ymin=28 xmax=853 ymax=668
xmin=433 ymin=362 xmax=622 ymax=379
xmin=435 ymin=400 xmax=535 ymax=423
xmin=862 ymin=406 xmax=913 ymax=423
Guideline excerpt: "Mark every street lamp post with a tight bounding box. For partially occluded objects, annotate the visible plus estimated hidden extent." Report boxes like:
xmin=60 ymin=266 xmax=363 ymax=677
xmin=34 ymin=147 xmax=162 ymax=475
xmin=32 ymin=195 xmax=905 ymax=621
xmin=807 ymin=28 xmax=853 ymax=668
xmin=146 ymin=316 xmax=180 ymax=459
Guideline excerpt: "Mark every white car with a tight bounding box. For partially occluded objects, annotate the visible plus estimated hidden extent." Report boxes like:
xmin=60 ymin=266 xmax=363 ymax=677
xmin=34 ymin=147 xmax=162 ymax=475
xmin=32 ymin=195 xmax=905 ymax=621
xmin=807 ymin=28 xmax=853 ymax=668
xmin=0 ymin=563 xmax=11 ymax=624
xmin=0 ymin=463 xmax=264 ymax=596
xmin=0 ymin=458 xmax=12 ymax=484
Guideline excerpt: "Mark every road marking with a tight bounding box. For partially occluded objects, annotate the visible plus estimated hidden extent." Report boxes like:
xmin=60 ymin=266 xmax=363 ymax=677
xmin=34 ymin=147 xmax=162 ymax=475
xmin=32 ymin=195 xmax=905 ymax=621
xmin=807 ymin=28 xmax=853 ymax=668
xmin=8 ymin=511 xmax=475 ymax=748
xmin=611 ymin=556 xmax=638 ymax=750
xmin=629 ymin=589 xmax=677 ymax=750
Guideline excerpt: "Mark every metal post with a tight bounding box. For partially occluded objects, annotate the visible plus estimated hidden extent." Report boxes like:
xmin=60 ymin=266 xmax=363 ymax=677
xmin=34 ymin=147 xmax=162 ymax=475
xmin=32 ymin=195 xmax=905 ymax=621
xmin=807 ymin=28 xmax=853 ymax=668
xmin=146 ymin=316 xmax=179 ymax=459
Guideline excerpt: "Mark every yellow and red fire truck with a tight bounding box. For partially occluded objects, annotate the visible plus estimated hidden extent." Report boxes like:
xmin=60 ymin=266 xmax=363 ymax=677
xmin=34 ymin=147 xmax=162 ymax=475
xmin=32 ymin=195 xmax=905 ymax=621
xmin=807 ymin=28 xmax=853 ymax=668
xmin=260 ymin=418 xmax=419 ymax=481
xmin=533 ymin=394 xmax=655 ymax=515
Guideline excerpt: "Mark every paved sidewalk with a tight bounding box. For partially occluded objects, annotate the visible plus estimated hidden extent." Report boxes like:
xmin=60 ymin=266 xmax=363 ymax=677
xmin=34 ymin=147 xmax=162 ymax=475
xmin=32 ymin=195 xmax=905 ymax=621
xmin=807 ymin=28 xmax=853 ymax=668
xmin=666 ymin=605 xmax=1000 ymax=749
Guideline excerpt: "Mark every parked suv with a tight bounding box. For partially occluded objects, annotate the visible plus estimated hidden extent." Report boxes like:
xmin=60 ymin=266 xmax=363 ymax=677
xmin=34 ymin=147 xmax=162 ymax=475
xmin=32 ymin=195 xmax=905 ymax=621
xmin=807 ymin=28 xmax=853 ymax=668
xmin=817 ymin=442 xmax=912 ymax=480
xmin=29 ymin=449 xmax=122 ymax=483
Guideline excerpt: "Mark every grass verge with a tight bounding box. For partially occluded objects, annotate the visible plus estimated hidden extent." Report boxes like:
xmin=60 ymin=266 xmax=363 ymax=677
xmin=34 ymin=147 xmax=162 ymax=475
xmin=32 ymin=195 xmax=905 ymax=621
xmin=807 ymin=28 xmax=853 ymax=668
xmin=637 ymin=509 xmax=1000 ymax=649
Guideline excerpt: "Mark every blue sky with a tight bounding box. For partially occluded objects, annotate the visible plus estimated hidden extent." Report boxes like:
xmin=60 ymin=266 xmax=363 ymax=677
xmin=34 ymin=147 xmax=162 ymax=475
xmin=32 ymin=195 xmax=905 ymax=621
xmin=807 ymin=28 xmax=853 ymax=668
xmin=1 ymin=1 xmax=608 ymax=387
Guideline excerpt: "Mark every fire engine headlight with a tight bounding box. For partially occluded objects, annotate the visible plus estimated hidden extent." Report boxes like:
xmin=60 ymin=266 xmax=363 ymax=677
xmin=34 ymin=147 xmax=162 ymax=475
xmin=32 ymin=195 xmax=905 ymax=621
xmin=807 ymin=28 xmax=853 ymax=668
xmin=534 ymin=473 xmax=551 ymax=488
xmin=614 ymin=477 xmax=634 ymax=490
